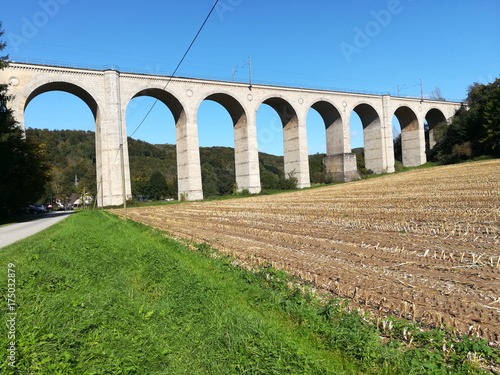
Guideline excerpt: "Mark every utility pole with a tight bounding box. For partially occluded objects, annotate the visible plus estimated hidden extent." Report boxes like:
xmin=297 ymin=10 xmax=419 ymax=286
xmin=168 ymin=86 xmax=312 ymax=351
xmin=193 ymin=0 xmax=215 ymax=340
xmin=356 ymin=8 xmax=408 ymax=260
xmin=248 ymin=56 xmax=252 ymax=89
xmin=420 ymin=78 xmax=424 ymax=100
xmin=232 ymin=66 xmax=235 ymax=82
xmin=117 ymin=111 xmax=127 ymax=221
xmin=100 ymin=176 xmax=103 ymax=210
xmin=119 ymin=142 xmax=127 ymax=221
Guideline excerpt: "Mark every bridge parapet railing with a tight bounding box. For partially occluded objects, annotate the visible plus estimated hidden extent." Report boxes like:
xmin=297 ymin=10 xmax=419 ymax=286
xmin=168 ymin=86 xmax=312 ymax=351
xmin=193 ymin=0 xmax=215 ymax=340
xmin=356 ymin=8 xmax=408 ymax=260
xmin=8 ymin=57 xmax=463 ymax=102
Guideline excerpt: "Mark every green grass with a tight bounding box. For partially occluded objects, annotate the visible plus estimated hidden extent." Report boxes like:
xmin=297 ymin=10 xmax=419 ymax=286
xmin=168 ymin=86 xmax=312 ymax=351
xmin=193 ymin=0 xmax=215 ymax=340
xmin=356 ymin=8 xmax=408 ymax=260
xmin=0 ymin=211 xmax=357 ymax=374
xmin=393 ymin=161 xmax=441 ymax=173
xmin=359 ymin=161 xmax=441 ymax=180
xmin=0 ymin=211 xmax=494 ymax=374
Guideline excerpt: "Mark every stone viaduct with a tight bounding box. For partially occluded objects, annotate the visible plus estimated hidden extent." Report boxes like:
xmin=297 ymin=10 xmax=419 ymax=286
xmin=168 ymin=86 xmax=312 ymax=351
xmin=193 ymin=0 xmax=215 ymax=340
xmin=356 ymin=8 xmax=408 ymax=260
xmin=1 ymin=62 xmax=462 ymax=207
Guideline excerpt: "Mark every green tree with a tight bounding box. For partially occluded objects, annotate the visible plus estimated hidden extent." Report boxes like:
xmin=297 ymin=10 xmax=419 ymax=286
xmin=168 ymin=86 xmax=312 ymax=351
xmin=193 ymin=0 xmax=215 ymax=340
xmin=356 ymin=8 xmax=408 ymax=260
xmin=278 ymin=171 xmax=298 ymax=190
xmin=393 ymin=134 xmax=402 ymax=164
xmin=477 ymin=81 xmax=500 ymax=155
xmin=167 ymin=176 xmax=178 ymax=199
xmin=216 ymin=168 xmax=234 ymax=196
xmin=147 ymin=171 xmax=169 ymax=200
xmin=429 ymin=78 xmax=500 ymax=163
xmin=308 ymin=153 xmax=332 ymax=184
xmin=431 ymin=121 xmax=449 ymax=145
xmin=26 ymin=128 xmax=98 ymax=201
xmin=201 ymin=163 xmax=218 ymax=197
xmin=351 ymin=148 xmax=370 ymax=175
xmin=0 ymin=23 xmax=50 ymax=216
xmin=259 ymin=164 xmax=279 ymax=189
xmin=131 ymin=176 xmax=149 ymax=198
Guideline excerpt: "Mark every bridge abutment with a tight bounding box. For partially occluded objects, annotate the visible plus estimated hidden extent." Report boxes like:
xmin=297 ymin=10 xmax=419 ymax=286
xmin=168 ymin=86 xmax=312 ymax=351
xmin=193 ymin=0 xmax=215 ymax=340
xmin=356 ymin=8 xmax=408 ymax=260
xmin=324 ymin=153 xmax=360 ymax=182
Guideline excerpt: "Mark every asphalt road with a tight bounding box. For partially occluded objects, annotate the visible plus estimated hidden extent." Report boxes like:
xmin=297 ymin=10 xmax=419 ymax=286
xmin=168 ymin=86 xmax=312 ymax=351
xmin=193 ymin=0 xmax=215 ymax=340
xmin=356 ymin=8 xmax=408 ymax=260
xmin=0 ymin=211 xmax=75 ymax=248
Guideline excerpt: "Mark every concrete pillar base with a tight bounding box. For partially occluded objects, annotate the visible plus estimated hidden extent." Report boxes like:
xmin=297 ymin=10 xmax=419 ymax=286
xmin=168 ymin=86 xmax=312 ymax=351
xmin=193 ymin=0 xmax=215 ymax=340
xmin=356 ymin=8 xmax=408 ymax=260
xmin=324 ymin=153 xmax=360 ymax=182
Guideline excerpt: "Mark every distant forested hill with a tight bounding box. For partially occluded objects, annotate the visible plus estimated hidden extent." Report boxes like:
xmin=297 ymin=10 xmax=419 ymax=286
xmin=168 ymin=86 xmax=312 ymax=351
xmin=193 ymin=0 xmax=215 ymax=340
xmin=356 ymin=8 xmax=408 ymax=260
xmin=26 ymin=128 xmax=97 ymax=204
xmin=26 ymin=128 xmax=332 ymax=202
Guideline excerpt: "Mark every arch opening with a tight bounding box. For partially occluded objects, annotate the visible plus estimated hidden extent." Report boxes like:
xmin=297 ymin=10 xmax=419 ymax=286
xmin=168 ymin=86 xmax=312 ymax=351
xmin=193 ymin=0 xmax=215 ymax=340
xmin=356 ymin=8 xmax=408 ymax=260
xmin=310 ymin=101 xmax=342 ymax=155
xmin=257 ymin=97 xmax=305 ymax=189
xmin=132 ymin=88 xmax=185 ymax=125
xmin=393 ymin=106 xmax=421 ymax=167
xmin=354 ymin=104 xmax=379 ymax=130
xmin=24 ymin=86 xmax=99 ymax=209
xmin=198 ymin=92 xmax=259 ymax=195
xmin=197 ymin=93 xmax=244 ymax=197
xmin=307 ymin=101 xmax=342 ymax=184
xmin=262 ymin=98 xmax=298 ymax=129
xmin=256 ymin=103 xmax=284 ymax=156
xmin=392 ymin=114 xmax=402 ymax=163
xmin=26 ymin=82 xmax=99 ymax=121
xmin=425 ymin=108 xmax=447 ymax=150
xmin=349 ymin=111 xmax=364 ymax=150
xmin=197 ymin=100 xmax=234 ymax=148
xmin=306 ymin=107 xmax=326 ymax=155
xmin=352 ymin=103 xmax=383 ymax=174
xmin=204 ymin=93 xmax=246 ymax=128
xmin=125 ymin=89 xmax=181 ymax=201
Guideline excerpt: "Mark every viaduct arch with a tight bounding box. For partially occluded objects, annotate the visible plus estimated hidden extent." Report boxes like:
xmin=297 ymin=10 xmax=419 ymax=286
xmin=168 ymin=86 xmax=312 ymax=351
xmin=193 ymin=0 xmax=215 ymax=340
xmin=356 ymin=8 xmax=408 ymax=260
xmin=1 ymin=62 xmax=462 ymax=207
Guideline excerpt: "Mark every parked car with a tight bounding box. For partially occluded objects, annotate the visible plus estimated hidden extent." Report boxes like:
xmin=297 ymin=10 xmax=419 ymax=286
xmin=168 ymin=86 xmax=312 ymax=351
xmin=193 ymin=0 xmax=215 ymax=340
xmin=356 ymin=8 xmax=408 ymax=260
xmin=35 ymin=204 xmax=47 ymax=213
xmin=27 ymin=205 xmax=47 ymax=214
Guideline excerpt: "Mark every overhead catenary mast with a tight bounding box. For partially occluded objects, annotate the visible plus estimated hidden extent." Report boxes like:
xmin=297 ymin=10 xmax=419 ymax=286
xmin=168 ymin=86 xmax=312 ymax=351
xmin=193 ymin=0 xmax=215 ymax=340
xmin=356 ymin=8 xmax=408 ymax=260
xmin=248 ymin=56 xmax=252 ymax=89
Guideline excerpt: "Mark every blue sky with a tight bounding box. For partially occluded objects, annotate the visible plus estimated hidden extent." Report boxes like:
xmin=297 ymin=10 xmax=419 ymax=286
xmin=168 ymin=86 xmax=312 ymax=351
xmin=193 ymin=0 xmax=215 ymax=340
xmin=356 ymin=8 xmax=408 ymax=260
xmin=3 ymin=0 xmax=500 ymax=155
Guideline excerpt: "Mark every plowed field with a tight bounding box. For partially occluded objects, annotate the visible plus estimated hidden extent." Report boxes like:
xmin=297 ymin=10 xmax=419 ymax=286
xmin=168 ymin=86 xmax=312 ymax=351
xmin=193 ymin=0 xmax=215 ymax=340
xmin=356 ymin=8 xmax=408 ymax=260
xmin=111 ymin=160 xmax=500 ymax=345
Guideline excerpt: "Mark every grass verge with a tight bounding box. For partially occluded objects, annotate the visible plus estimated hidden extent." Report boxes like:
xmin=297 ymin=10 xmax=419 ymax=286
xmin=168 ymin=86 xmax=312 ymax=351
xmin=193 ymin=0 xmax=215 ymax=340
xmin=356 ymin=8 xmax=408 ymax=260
xmin=0 ymin=211 xmax=495 ymax=374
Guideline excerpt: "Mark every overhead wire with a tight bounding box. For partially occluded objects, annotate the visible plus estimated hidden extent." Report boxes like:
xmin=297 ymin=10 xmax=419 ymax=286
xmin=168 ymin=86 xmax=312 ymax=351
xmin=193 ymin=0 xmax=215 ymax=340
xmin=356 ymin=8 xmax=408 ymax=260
xmin=94 ymin=0 xmax=219 ymax=208
xmin=129 ymin=0 xmax=220 ymax=139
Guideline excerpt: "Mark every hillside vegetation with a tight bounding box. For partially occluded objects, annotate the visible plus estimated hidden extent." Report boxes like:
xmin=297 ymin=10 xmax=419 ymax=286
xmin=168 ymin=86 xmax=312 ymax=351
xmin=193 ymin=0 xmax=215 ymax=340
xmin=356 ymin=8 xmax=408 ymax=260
xmin=429 ymin=78 xmax=500 ymax=163
xmin=25 ymin=129 xmax=332 ymax=203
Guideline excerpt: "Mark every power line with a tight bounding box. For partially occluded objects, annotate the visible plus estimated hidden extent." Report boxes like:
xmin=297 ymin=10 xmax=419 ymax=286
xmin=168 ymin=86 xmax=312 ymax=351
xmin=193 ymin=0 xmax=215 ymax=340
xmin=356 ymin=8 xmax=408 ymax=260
xmin=129 ymin=0 xmax=220 ymax=139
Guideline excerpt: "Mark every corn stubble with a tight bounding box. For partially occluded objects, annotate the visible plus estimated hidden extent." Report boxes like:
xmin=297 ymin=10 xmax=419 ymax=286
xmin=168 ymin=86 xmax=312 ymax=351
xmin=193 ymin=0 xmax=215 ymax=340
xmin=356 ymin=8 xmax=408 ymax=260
xmin=112 ymin=160 xmax=500 ymax=346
